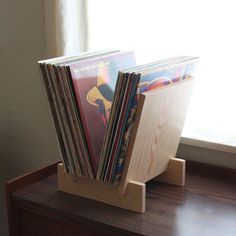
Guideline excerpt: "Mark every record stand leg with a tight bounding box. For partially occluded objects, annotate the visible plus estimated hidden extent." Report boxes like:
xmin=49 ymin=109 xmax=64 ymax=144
xmin=154 ymin=157 xmax=186 ymax=186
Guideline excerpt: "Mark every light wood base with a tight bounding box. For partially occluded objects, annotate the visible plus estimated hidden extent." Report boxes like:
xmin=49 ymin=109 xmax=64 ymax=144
xmin=154 ymin=158 xmax=185 ymax=186
xmin=57 ymin=158 xmax=185 ymax=213
xmin=58 ymin=164 xmax=146 ymax=213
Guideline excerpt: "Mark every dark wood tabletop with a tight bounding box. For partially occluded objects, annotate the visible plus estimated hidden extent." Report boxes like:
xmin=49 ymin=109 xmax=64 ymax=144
xmin=6 ymin=162 xmax=236 ymax=236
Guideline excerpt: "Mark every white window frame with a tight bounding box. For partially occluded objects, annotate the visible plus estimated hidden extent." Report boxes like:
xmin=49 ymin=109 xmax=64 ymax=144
xmin=178 ymin=138 xmax=236 ymax=169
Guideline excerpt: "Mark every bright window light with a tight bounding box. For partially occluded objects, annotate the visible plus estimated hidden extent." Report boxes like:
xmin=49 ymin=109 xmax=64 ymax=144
xmin=87 ymin=0 xmax=236 ymax=147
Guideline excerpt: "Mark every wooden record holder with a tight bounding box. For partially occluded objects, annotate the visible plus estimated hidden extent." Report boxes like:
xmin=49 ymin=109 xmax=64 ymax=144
xmin=58 ymin=78 xmax=194 ymax=213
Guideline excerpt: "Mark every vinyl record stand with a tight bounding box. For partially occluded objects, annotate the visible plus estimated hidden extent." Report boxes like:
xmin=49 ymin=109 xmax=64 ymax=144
xmin=58 ymin=79 xmax=194 ymax=213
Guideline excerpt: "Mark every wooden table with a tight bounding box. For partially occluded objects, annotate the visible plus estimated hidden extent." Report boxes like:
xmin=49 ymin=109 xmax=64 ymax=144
xmin=6 ymin=161 xmax=236 ymax=236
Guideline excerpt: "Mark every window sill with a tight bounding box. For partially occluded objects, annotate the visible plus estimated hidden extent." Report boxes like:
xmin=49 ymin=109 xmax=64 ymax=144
xmin=178 ymin=137 xmax=236 ymax=169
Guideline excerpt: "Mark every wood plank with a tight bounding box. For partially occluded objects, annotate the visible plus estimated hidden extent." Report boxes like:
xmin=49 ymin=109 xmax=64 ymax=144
xmin=18 ymin=209 xmax=134 ymax=236
xmin=58 ymin=164 xmax=145 ymax=213
xmin=6 ymin=162 xmax=59 ymax=194
xmin=186 ymin=160 xmax=236 ymax=185
xmin=154 ymin=157 xmax=185 ymax=186
xmin=119 ymin=79 xmax=194 ymax=193
xmin=5 ymin=162 xmax=59 ymax=236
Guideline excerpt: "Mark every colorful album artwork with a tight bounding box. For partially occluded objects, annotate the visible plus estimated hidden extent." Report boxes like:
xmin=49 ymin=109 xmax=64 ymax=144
xmin=69 ymin=52 xmax=136 ymax=173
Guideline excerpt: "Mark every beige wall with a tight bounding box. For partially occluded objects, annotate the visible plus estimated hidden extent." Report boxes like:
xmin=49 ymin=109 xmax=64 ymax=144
xmin=0 ymin=1 xmax=61 ymax=235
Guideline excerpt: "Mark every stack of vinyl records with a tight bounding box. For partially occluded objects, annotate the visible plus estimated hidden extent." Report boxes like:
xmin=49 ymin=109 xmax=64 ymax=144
xmin=38 ymin=51 xmax=198 ymax=184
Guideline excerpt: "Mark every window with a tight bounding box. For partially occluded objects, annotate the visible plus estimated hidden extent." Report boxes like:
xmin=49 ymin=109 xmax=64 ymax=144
xmin=87 ymin=0 xmax=236 ymax=150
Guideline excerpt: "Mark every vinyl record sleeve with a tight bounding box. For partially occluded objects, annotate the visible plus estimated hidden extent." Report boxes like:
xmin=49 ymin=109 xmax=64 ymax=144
xmin=69 ymin=52 xmax=136 ymax=173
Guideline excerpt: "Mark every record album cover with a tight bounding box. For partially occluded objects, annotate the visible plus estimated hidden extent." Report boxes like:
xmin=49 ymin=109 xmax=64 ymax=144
xmin=69 ymin=52 xmax=136 ymax=173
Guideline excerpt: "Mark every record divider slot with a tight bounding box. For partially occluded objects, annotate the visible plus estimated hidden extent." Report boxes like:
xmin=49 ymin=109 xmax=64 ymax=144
xmin=58 ymin=78 xmax=194 ymax=213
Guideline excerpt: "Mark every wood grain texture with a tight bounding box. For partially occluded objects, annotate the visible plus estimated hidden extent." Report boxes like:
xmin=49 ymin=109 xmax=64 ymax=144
xmin=58 ymin=80 xmax=193 ymax=210
xmin=58 ymin=163 xmax=145 ymax=213
xmin=154 ymin=157 xmax=185 ymax=186
xmin=9 ymin=161 xmax=236 ymax=236
xmin=119 ymin=79 xmax=194 ymax=193
xmin=186 ymin=160 xmax=236 ymax=185
xmin=5 ymin=162 xmax=59 ymax=236
xmin=18 ymin=209 xmax=133 ymax=236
